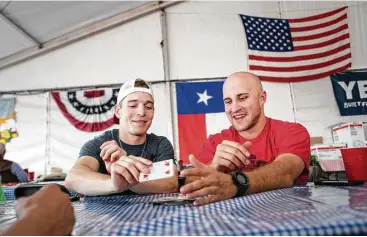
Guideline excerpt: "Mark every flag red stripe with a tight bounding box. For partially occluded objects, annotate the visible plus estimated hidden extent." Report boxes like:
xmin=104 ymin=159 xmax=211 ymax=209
xmin=177 ymin=114 xmax=206 ymax=164
xmin=292 ymin=24 xmax=348 ymax=41
xmin=249 ymin=43 xmax=350 ymax=62
xmin=288 ymin=6 xmax=347 ymax=23
xmin=51 ymin=92 xmax=114 ymax=132
xmin=290 ymin=14 xmax=347 ymax=32
xmin=258 ymin=63 xmax=351 ymax=82
xmin=178 ymin=114 xmax=207 ymax=165
xmin=250 ymin=53 xmax=351 ymax=72
xmin=294 ymin=33 xmax=349 ymax=51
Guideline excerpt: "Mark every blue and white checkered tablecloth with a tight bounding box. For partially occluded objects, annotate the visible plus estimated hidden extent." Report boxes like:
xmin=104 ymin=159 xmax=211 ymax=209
xmin=1 ymin=184 xmax=367 ymax=235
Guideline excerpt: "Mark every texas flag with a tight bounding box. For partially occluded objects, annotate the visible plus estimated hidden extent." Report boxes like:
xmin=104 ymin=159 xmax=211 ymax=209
xmin=176 ymin=81 xmax=230 ymax=164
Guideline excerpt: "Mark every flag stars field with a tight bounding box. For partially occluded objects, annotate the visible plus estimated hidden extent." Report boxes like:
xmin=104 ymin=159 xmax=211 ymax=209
xmin=197 ymin=90 xmax=213 ymax=106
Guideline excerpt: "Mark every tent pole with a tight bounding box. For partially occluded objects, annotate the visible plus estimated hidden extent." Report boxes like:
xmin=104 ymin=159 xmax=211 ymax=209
xmin=44 ymin=92 xmax=51 ymax=176
xmin=289 ymin=82 xmax=297 ymax=123
xmin=159 ymin=8 xmax=179 ymax=161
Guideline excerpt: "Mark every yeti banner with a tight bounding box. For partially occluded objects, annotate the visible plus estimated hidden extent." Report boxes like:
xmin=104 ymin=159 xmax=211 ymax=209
xmin=331 ymin=71 xmax=367 ymax=116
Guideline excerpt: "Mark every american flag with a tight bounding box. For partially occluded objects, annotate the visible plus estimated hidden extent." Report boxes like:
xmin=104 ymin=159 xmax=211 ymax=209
xmin=240 ymin=7 xmax=351 ymax=82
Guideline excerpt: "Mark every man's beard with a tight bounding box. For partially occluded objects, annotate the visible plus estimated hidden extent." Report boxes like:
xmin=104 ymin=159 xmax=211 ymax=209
xmin=237 ymin=110 xmax=261 ymax=132
xmin=131 ymin=132 xmax=146 ymax=137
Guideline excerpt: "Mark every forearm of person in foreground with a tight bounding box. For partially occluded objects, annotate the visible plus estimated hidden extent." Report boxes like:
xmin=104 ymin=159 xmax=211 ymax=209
xmin=2 ymin=184 xmax=75 ymax=236
xmin=4 ymin=214 xmax=55 ymax=236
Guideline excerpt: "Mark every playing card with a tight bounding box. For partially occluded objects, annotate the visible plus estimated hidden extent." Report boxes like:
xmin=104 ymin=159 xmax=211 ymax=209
xmin=139 ymin=159 xmax=174 ymax=182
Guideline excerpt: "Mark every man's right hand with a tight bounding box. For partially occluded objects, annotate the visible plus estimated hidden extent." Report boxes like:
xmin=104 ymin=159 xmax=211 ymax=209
xmin=109 ymin=156 xmax=153 ymax=192
xmin=100 ymin=140 xmax=127 ymax=174
xmin=210 ymin=140 xmax=252 ymax=173
xmin=15 ymin=184 xmax=75 ymax=236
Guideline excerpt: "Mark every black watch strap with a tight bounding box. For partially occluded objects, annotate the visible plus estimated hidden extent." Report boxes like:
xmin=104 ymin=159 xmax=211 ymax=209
xmin=230 ymin=171 xmax=249 ymax=197
xmin=178 ymin=177 xmax=186 ymax=189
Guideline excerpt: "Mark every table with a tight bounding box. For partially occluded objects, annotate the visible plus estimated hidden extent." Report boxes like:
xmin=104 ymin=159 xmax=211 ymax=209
xmin=1 ymin=184 xmax=367 ymax=235
xmin=2 ymin=186 xmax=16 ymax=201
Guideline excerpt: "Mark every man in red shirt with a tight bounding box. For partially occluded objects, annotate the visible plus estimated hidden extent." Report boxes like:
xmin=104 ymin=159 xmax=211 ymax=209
xmin=180 ymin=72 xmax=310 ymax=206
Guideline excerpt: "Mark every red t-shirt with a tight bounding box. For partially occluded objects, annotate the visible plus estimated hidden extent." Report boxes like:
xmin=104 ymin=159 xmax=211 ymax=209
xmin=198 ymin=117 xmax=310 ymax=184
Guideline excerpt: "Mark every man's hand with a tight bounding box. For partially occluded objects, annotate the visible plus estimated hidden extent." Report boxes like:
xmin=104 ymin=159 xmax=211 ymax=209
xmin=180 ymin=155 xmax=237 ymax=206
xmin=110 ymin=156 xmax=152 ymax=191
xmin=100 ymin=140 xmax=127 ymax=173
xmin=15 ymin=184 xmax=75 ymax=235
xmin=210 ymin=140 xmax=252 ymax=172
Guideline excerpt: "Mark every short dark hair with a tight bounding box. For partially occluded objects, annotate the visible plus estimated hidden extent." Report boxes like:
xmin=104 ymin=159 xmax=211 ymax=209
xmin=134 ymin=78 xmax=150 ymax=89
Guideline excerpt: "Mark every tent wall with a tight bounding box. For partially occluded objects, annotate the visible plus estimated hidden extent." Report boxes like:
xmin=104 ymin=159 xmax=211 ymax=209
xmin=3 ymin=94 xmax=47 ymax=176
xmin=0 ymin=13 xmax=164 ymax=90
xmin=1 ymin=1 xmax=366 ymax=176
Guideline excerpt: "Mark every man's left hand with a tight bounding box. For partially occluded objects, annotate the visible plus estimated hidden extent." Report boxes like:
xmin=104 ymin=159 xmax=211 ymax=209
xmin=100 ymin=140 xmax=127 ymax=174
xmin=179 ymin=155 xmax=237 ymax=206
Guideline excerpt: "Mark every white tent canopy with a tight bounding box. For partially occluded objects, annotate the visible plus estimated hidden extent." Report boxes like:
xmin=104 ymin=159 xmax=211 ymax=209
xmin=0 ymin=1 xmax=182 ymax=70
xmin=0 ymin=1 xmax=366 ymax=177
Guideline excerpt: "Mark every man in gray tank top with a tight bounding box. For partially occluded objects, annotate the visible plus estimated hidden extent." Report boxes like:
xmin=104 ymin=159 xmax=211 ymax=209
xmin=65 ymin=78 xmax=178 ymax=196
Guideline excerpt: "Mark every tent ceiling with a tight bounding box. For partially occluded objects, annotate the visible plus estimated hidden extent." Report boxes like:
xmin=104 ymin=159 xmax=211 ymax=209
xmin=0 ymin=1 xmax=150 ymax=62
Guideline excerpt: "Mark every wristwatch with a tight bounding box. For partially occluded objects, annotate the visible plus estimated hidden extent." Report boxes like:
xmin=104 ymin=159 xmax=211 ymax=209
xmin=230 ymin=171 xmax=250 ymax=197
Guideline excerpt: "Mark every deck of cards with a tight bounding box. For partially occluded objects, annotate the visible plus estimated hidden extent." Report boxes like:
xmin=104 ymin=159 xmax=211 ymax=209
xmin=139 ymin=159 xmax=175 ymax=183
xmin=147 ymin=194 xmax=197 ymax=205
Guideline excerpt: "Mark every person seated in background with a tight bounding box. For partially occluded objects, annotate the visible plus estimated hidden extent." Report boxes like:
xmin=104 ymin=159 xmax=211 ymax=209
xmin=180 ymin=72 xmax=310 ymax=206
xmin=0 ymin=143 xmax=28 ymax=184
xmin=65 ymin=78 xmax=178 ymax=196
xmin=0 ymin=175 xmax=6 ymax=201
xmin=1 ymin=184 xmax=75 ymax=235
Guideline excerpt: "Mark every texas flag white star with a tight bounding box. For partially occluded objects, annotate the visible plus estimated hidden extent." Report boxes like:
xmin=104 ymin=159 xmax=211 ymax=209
xmin=197 ymin=89 xmax=213 ymax=106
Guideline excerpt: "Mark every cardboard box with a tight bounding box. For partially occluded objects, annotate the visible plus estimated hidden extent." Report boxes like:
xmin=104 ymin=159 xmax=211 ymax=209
xmin=310 ymin=136 xmax=323 ymax=146
xmin=332 ymin=123 xmax=366 ymax=148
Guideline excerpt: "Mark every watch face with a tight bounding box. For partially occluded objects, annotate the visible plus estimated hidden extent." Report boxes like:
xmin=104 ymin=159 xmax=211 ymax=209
xmin=236 ymin=173 xmax=248 ymax=185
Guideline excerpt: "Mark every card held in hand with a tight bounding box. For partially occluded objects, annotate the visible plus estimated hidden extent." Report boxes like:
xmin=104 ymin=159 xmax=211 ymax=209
xmin=139 ymin=159 xmax=175 ymax=182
